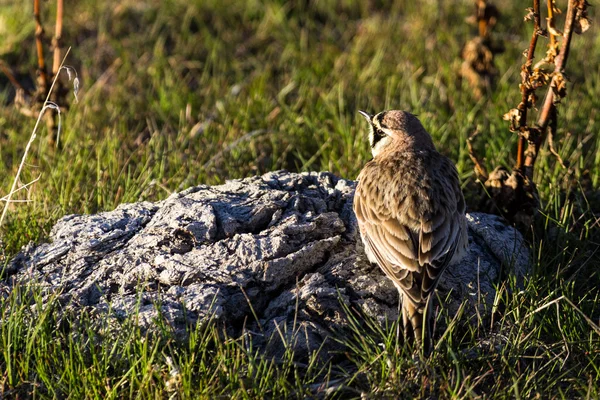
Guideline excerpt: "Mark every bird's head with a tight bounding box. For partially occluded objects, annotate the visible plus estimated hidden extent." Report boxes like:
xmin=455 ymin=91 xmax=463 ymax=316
xmin=358 ymin=110 xmax=435 ymax=157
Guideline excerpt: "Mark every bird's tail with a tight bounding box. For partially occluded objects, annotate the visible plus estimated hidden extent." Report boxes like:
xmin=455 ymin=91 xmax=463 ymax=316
xmin=401 ymin=295 xmax=433 ymax=354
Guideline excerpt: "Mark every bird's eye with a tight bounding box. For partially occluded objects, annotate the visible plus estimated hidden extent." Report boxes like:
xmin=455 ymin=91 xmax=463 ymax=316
xmin=373 ymin=127 xmax=386 ymax=141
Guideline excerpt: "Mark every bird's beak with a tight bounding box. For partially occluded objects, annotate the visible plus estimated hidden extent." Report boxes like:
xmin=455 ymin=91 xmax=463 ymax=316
xmin=358 ymin=110 xmax=372 ymax=121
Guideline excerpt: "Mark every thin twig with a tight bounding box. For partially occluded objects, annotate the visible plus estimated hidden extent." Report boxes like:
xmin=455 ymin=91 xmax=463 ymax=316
xmin=546 ymin=108 xmax=567 ymax=168
xmin=525 ymin=295 xmax=600 ymax=336
xmin=524 ymin=295 xmax=564 ymax=320
xmin=467 ymin=129 xmax=488 ymax=179
xmin=555 ymin=302 xmax=571 ymax=368
xmin=547 ymin=0 xmax=558 ymax=57
xmin=0 ymin=62 xmax=29 ymax=94
xmin=33 ymin=0 xmax=48 ymax=95
xmin=52 ymin=0 xmax=64 ymax=75
xmin=0 ymin=176 xmax=41 ymax=202
xmin=0 ymin=48 xmax=71 ymax=228
xmin=562 ymin=296 xmax=600 ymax=336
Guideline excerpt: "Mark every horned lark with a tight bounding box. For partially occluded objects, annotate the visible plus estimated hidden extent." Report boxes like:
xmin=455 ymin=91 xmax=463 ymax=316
xmin=353 ymin=110 xmax=468 ymax=353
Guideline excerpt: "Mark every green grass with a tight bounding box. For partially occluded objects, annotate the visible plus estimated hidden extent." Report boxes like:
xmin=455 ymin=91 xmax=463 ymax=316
xmin=1 ymin=0 xmax=599 ymax=397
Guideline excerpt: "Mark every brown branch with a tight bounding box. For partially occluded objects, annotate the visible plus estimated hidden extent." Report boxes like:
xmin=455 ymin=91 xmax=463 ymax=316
xmin=547 ymin=0 xmax=557 ymax=53
xmin=536 ymin=0 xmax=578 ymax=130
xmin=33 ymin=0 xmax=48 ymax=95
xmin=516 ymin=0 xmax=541 ymax=173
xmin=522 ymin=0 xmax=579 ymax=175
xmin=0 ymin=61 xmax=28 ymax=94
xmin=52 ymin=0 xmax=64 ymax=75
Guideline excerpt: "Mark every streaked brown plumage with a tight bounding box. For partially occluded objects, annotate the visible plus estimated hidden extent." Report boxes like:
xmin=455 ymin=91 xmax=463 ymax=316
xmin=353 ymin=110 xmax=468 ymax=353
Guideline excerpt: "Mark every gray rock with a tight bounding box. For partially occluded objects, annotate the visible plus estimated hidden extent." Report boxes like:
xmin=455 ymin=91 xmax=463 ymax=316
xmin=7 ymin=171 xmax=529 ymax=359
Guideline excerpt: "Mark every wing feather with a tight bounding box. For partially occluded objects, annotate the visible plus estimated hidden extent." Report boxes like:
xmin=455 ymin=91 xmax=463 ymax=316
xmin=354 ymin=154 xmax=466 ymax=306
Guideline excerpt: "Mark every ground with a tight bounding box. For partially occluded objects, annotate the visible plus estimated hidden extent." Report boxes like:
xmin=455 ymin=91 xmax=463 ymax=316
xmin=0 ymin=0 xmax=599 ymax=398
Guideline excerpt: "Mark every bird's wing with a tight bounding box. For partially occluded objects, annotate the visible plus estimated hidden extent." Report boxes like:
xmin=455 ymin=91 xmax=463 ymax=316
xmin=354 ymin=180 xmax=420 ymax=295
xmin=418 ymin=166 xmax=466 ymax=294
xmin=354 ymin=162 xmax=465 ymax=303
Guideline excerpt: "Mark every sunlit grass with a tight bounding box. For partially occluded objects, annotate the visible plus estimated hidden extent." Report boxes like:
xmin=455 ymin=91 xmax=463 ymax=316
xmin=1 ymin=0 xmax=599 ymax=397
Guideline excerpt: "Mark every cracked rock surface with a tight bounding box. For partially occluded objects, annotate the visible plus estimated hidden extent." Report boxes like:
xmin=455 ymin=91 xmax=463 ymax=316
xmin=7 ymin=171 xmax=530 ymax=358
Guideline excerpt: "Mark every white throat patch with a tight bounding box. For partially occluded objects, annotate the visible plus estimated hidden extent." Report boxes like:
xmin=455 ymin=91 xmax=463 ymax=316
xmin=368 ymin=116 xmax=392 ymax=157
xmin=371 ymin=135 xmax=392 ymax=157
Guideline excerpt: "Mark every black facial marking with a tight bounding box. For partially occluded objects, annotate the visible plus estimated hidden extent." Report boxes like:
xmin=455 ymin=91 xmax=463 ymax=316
xmin=376 ymin=112 xmax=387 ymax=128
xmin=371 ymin=125 xmax=386 ymax=148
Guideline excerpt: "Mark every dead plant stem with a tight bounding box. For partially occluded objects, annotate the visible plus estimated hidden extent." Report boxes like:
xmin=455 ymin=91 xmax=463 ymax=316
xmin=33 ymin=0 xmax=48 ymax=94
xmin=516 ymin=0 xmax=541 ymax=173
xmin=52 ymin=0 xmax=64 ymax=75
xmin=525 ymin=0 xmax=579 ymax=175
xmin=0 ymin=48 xmax=71 ymax=228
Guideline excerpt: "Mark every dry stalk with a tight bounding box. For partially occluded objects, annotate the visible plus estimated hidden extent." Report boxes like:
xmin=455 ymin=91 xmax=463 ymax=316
xmin=546 ymin=0 xmax=560 ymax=61
xmin=546 ymin=110 xmax=568 ymax=169
xmin=0 ymin=49 xmax=72 ymax=228
xmin=52 ymin=0 xmax=64 ymax=75
xmin=45 ymin=0 xmax=66 ymax=146
xmin=515 ymin=0 xmax=541 ymax=172
xmin=467 ymin=129 xmax=488 ymax=180
xmin=527 ymin=0 xmax=580 ymax=174
xmin=470 ymin=0 xmax=589 ymax=228
xmin=33 ymin=0 xmax=49 ymax=95
xmin=0 ymin=0 xmax=69 ymax=145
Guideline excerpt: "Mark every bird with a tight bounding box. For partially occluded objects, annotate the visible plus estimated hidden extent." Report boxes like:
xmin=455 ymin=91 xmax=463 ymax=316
xmin=353 ymin=110 xmax=468 ymax=354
